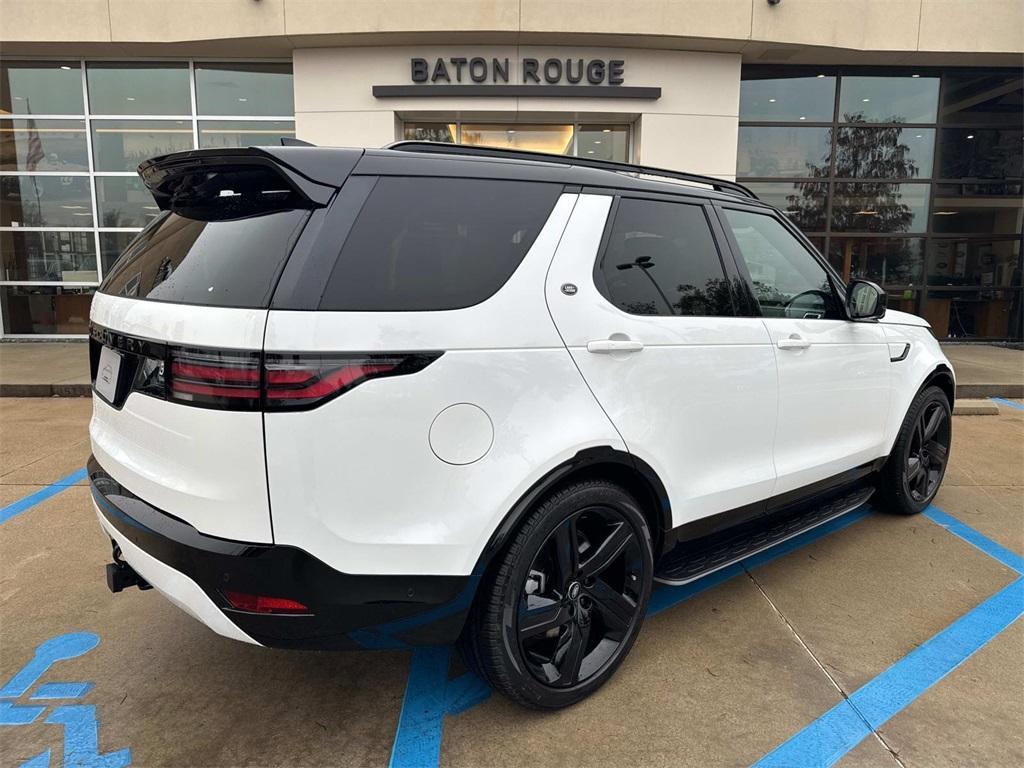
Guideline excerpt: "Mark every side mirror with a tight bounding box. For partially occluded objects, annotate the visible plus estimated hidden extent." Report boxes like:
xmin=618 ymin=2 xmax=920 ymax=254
xmin=847 ymin=279 xmax=887 ymax=320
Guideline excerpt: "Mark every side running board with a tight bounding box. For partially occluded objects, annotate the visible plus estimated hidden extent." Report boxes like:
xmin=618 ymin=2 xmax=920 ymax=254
xmin=654 ymin=487 xmax=874 ymax=586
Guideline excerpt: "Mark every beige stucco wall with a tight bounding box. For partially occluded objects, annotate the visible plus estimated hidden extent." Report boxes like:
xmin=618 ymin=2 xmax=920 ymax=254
xmin=1 ymin=0 xmax=1022 ymax=60
xmin=293 ymin=46 xmax=742 ymax=178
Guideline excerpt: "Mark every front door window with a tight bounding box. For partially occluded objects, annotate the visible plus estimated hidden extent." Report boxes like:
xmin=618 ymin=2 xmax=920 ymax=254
xmin=722 ymin=208 xmax=842 ymax=320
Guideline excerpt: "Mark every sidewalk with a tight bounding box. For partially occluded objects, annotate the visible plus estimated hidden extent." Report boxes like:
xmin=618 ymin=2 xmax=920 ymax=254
xmin=0 ymin=342 xmax=90 ymax=397
xmin=0 ymin=340 xmax=1020 ymax=398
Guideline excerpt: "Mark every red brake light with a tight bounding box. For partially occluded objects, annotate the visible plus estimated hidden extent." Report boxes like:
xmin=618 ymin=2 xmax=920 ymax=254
xmin=168 ymin=347 xmax=261 ymax=410
xmin=222 ymin=590 xmax=311 ymax=614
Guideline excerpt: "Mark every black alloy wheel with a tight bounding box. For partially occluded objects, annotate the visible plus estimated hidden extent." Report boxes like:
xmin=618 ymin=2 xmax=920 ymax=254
xmin=904 ymin=399 xmax=951 ymax=503
xmin=515 ymin=506 xmax=645 ymax=688
xmin=462 ymin=480 xmax=653 ymax=709
xmin=877 ymin=385 xmax=953 ymax=515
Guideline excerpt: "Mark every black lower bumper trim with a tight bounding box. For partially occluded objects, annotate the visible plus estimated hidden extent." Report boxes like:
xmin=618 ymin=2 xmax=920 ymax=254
xmin=89 ymin=456 xmax=476 ymax=649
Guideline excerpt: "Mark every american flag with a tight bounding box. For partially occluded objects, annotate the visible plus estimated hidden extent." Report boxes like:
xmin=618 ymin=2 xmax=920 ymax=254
xmin=25 ymin=100 xmax=44 ymax=171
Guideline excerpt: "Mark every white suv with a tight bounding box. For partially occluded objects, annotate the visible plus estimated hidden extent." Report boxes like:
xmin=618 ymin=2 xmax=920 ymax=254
xmin=89 ymin=142 xmax=954 ymax=709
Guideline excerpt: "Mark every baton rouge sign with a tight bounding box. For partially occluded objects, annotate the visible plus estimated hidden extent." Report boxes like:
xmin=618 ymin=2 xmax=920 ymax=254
xmin=371 ymin=56 xmax=661 ymax=99
xmin=412 ymin=57 xmax=625 ymax=85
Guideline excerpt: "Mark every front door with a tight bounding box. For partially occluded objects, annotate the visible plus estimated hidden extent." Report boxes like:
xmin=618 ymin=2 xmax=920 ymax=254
xmin=718 ymin=206 xmax=891 ymax=496
xmin=546 ymin=192 xmax=778 ymax=529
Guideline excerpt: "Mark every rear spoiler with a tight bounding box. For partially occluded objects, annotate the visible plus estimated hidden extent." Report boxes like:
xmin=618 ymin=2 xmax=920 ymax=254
xmin=138 ymin=147 xmax=363 ymax=217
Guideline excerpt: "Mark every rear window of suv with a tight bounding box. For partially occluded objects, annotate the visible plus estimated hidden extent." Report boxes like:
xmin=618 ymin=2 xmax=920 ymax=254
xmin=100 ymin=209 xmax=310 ymax=308
xmin=318 ymin=176 xmax=562 ymax=311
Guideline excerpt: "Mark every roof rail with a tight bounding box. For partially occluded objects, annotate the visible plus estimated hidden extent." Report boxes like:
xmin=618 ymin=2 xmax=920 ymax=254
xmin=386 ymin=140 xmax=758 ymax=200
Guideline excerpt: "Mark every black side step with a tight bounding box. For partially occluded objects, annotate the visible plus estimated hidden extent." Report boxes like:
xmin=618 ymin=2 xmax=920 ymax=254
xmin=654 ymin=487 xmax=874 ymax=586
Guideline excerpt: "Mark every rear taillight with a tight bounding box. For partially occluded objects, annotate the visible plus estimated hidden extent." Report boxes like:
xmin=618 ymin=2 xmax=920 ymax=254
xmin=168 ymin=347 xmax=262 ymax=411
xmin=159 ymin=345 xmax=440 ymax=411
xmin=263 ymin=353 xmax=440 ymax=411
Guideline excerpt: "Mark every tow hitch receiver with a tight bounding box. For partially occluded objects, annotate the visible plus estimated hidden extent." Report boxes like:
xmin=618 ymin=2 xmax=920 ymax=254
xmin=106 ymin=541 xmax=152 ymax=593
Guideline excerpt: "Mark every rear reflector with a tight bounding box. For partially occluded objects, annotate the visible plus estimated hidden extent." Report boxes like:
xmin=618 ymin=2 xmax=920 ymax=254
xmin=222 ymin=590 xmax=310 ymax=614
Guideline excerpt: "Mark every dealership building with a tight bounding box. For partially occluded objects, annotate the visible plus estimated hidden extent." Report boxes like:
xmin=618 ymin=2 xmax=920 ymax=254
xmin=1 ymin=0 xmax=1021 ymax=340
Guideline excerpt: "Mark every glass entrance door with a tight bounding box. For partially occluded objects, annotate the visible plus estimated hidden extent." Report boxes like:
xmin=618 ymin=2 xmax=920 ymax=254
xmin=403 ymin=121 xmax=631 ymax=162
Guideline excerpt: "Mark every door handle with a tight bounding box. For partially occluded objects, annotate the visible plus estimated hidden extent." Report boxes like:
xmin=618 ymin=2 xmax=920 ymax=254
xmin=777 ymin=335 xmax=812 ymax=350
xmin=586 ymin=339 xmax=644 ymax=354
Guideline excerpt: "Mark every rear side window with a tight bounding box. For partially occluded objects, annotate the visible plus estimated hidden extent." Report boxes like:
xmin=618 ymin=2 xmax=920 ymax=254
xmin=100 ymin=209 xmax=310 ymax=308
xmin=319 ymin=177 xmax=561 ymax=311
xmin=596 ymin=197 xmax=733 ymax=317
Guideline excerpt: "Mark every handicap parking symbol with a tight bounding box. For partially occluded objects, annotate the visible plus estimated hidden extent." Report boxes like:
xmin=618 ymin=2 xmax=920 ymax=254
xmin=0 ymin=633 xmax=131 ymax=768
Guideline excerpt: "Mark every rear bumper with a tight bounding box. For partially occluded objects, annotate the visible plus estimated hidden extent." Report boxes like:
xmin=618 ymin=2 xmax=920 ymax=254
xmin=89 ymin=456 xmax=477 ymax=650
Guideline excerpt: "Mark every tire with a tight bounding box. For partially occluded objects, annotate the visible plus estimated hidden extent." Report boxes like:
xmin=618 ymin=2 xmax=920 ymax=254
xmin=876 ymin=385 xmax=952 ymax=515
xmin=460 ymin=479 xmax=654 ymax=709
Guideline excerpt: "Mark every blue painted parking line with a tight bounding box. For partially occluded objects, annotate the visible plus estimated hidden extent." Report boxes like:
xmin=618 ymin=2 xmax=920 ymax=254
xmin=924 ymin=506 xmax=1024 ymax=574
xmin=0 ymin=467 xmax=88 ymax=525
xmin=753 ymin=578 xmax=1023 ymax=768
xmin=388 ymin=646 xmax=450 ymax=768
xmin=752 ymin=505 xmax=1023 ymax=767
xmin=989 ymin=397 xmax=1024 ymax=411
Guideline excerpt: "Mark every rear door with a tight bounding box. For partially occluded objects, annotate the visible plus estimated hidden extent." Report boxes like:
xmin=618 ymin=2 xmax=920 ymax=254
xmin=545 ymin=192 xmax=778 ymax=529
xmin=717 ymin=205 xmax=890 ymax=496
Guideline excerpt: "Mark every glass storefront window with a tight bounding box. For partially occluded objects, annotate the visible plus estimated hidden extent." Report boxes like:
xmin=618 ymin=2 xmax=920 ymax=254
xmin=828 ymin=237 xmax=925 ymax=286
xmin=195 ymin=63 xmax=294 ymax=116
xmin=833 ymin=127 xmax=935 ymax=178
xmin=576 ymin=125 xmax=629 ymax=162
xmin=460 ymin=124 xmax=574 ymax=154
xmin=95 ymin=176 xmax=160 ymax=228
xmin=0 ymin=285 xmax=95 ymax=334
xmin=87 ymin=63 xmax=190 ymax=115
xmin=743 ymin=182 xmax=829 ymax=231
xmin=99 ymin=231 xmax=138 ymax=276
xmin=90 ymin=119 xmax=193 ymax=171
xmin=938 ymin=128 xmax=1023 ymax=179
xmin=928 ymin=238 xmax=1021 ymax=288
xmin=925 ymin=288 xmax=1021 ymax=340
xmin=1 ymin=230 xmax=97 ymax=282
xmin=739 ymin=66 xmax=1021 ymax=340
xmin=198 ymin=120 xmax=295 ymax=148
xmin=1 ymin=61 xmax=83 ymax=115
xmin=838 ymin=76 xmax=940 ymax=124
xmin=739 ymin=72 xmax=836 ymax=122
xmin=932 ymin=183 xmax=1024 ymax=234
xmin=940 ymin=73 xmax=1024 ymax=126
xmin=0 ymin=119 xmax=88 ymax=171
xmin=0 ymin=175 xmax=93 ymax=227
xmin=736 ymin=127 xmax=830 ymax=177
xmin=0 ymin=59 xmax=296 ymax=335
xmin=831 ymin=182 xmax=930 ymax=233
xmin=403 ymin=123 xmax=457 ymax=142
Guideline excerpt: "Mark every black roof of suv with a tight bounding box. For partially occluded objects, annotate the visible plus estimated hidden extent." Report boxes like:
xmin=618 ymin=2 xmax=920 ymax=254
xmin=140 ymin=141 xmax=770 ymax=212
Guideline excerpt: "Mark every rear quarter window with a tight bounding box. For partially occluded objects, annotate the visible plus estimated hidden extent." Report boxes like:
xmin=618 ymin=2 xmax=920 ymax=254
xmin=318 ymin=176 xmax=562 ymax=311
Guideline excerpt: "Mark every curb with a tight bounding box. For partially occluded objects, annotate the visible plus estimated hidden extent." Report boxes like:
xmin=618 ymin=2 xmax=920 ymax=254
xmin=0 ymin=384 xmax=92 ymax=398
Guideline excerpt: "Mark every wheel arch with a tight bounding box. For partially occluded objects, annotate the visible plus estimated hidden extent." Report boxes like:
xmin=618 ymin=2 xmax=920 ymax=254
xmin=471 ymin=446 xmax=672 ymax=579
xmin=923 ymin=363 xmax=956 ymax=408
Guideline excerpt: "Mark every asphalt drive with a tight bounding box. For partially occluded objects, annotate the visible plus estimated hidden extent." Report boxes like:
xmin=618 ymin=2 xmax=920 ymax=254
xmin=1 ymin=396 xmax=1021 ymax=767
